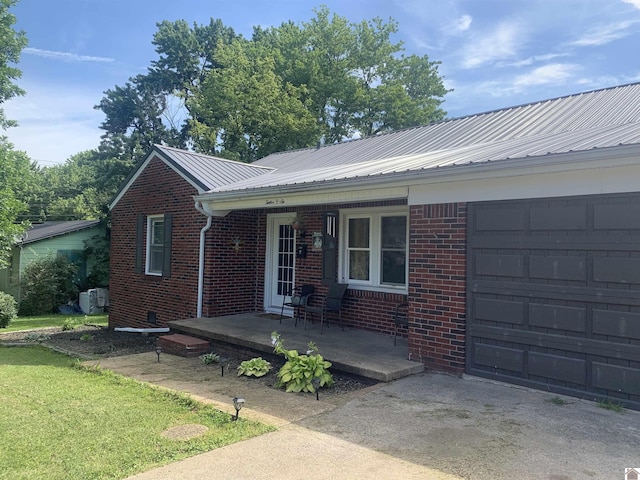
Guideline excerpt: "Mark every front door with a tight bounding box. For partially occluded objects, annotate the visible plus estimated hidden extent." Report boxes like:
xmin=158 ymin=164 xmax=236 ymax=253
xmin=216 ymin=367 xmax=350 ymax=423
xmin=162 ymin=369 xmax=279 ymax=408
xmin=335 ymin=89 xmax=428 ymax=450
xmin=265 ymin=214 xmax=296 ymax=313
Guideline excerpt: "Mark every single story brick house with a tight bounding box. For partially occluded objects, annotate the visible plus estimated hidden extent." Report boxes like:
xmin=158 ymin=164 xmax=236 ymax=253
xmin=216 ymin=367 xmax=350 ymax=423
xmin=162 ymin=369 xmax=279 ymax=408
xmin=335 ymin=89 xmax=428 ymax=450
xmin=109 ymin=83 xmax=640 ymax=407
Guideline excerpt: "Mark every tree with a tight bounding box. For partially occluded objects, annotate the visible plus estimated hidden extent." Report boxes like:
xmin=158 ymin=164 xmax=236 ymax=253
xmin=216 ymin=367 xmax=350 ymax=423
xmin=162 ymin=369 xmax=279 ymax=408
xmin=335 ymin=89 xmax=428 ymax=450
xmin=0 ymin=0 xmax=27 ymax=129
xmin=96 ymin=7 xmax=450 ymax=163
xmin=0 ymin=0 xmax=28 ymax=268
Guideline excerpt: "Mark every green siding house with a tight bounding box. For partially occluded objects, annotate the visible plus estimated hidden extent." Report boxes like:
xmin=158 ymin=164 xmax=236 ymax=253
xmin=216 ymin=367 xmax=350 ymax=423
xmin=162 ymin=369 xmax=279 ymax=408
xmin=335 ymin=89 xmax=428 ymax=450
xmin=0 ymin=220 xmax=104 ymax=301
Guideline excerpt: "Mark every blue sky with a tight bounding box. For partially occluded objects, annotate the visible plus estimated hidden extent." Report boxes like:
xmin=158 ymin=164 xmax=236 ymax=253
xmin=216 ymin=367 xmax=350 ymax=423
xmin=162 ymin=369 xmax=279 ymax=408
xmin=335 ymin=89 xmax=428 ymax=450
xmin=5 ymin=0 xmax=640 ymax=166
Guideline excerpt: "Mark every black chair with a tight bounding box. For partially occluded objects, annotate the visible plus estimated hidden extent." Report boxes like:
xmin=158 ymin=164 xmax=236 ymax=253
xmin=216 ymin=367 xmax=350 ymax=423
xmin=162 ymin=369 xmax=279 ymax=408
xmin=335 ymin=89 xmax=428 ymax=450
xmin=393 ymin=302 xmax=409 ymax=346
xmin=280 ymin=284 xmax=315 ymax=325
xmin=304 ymin=283 xmax=349 ymax=334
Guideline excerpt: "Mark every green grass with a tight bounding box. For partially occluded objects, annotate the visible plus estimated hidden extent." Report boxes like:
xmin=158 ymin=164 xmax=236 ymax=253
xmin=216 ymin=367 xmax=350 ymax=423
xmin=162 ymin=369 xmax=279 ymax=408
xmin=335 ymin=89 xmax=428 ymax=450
xmin=597 ymin=398 xmax=625 ymax=413
xmin=1 ymin=313 xmax=108 ymax=333
xmin=0 ymin=346 xmax=274 ymax=480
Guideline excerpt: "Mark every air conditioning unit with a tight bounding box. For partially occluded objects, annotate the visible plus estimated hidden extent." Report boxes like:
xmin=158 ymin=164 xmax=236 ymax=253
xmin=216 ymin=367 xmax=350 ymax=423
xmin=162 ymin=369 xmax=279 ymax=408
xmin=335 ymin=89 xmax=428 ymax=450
xmin=79 ymin=289 xmax=105 ymax=315
xmin=95 ymin=288 xmax=109 ymax=308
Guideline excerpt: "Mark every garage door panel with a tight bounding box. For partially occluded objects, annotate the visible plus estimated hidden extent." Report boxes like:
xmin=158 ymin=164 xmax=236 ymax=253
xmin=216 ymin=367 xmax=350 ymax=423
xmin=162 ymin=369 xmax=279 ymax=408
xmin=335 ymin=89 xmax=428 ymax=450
xmin=529 ymin=303 xmax=586 ymax=332
xmin=475 ymin=254 xmax=524 ymax=277
xmin=528 ymin=352 xmax=586 ymax=385
xmin=592 ymin=309 xmax=640 ymax=340
xmin=529 ymin=255 xmax=586 ymax=281
xmin=474 ymin=344 xmax=524 ymax=373
xmin=475 ymin=298 xmax=524 ymax=325
xmin=593 ymin=257 xmax=640 ymax=284
xmin=467 ymin=194 xmax=640 ymax=410
xmin=530 ymin=205 xmax=586 ymax=230
xmin=592 ymin=363 xmax=640 ymax=396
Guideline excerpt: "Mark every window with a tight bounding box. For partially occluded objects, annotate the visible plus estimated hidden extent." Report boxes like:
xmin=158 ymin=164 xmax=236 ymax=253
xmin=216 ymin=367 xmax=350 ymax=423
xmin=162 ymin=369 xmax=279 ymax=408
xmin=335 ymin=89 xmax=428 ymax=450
xmin=342 ymin=209 xmax=408 ymax=290
xmin=146 ymin=215 xmax=166 ymax=275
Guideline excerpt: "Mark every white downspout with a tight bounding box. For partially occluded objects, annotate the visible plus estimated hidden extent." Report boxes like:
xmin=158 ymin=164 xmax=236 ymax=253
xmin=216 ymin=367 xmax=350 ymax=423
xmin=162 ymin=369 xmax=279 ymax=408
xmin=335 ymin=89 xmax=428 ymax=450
xmin=195 ymin=201 xmax=213 ymax=318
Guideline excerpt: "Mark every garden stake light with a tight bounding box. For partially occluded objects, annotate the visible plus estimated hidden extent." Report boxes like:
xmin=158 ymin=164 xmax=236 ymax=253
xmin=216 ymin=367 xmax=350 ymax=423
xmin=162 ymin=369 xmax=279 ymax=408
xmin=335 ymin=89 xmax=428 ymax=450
xmin=155 ymin=344 xmax=162 ymax=363
xmin=232 ymin=397 xmax=245 ymax=421
xmin=312 ymin=377 xmax=321 ymax=401
xmin=220 ymin=357 xmax=229 ymax=377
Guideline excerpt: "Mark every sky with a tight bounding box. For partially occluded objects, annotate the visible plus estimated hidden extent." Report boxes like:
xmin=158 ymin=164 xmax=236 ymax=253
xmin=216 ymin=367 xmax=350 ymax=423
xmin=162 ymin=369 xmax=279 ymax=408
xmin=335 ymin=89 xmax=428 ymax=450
xmin=4 ymin=0 xmax=640 ymax=166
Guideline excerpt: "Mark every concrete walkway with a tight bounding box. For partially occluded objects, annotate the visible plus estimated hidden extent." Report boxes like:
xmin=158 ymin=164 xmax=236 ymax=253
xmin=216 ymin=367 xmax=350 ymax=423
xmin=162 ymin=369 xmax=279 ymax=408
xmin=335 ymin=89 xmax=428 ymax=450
xmin=90 ymin=352 xmax=640 ymax=480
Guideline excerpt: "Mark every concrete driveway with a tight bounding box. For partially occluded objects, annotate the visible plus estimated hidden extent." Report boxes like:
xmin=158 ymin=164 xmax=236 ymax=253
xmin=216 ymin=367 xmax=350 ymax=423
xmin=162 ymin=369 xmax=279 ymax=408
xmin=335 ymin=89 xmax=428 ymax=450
xmin=93 ymin=353 xmax=639 ymax=480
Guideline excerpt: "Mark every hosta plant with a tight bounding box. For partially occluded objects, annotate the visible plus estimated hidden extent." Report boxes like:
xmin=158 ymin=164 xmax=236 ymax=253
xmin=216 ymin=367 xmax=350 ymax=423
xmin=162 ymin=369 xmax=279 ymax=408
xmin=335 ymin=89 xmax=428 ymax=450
xmin=237 ymin=357 xmax=272 ymax=377
xmin=271 ymin=331 xmax=334 ymax=393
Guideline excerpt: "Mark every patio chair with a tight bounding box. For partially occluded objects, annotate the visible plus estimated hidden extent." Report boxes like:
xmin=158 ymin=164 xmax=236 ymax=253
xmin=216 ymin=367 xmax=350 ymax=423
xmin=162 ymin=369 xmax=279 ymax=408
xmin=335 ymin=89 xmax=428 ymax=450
xmin=280 ymin=284 xmax=315 ymax=326
xmin=393 ymin=301 xmax=409 ymax=346
xmin=304 ymin=283 xmax=349 ymax=334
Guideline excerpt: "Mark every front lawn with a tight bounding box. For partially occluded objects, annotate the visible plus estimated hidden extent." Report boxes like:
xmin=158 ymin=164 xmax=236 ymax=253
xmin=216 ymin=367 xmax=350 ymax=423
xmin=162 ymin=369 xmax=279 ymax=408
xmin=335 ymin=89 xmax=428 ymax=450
xmin=1 ymin=313 xmax=108 ymax=332
xmin=0 ymin=346 xmax=274 ymax=480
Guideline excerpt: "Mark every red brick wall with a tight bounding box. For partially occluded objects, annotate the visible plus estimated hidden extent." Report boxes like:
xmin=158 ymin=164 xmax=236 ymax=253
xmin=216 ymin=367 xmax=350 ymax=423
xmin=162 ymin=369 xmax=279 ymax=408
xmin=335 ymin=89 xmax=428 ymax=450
xmin=110 ymin=156 xmax=206 ymax=328
xmin=408 ymin=203 xmax=467 ymax=372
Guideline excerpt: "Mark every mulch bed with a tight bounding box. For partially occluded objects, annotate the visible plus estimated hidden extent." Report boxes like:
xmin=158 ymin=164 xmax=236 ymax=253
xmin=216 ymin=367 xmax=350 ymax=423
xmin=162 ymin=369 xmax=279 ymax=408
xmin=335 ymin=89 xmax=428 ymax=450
xmin=0 ymin=324 xmax=377 ymax=397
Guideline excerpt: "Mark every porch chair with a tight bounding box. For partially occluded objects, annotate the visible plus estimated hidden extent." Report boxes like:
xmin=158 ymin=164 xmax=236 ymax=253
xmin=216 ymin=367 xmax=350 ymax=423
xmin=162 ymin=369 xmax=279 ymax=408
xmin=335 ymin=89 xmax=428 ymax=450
xmin=393 ymin=302 xmax=409 ymax=346
xmin=280 ymin=284 xmax=315 ymax=326
xmin=304 ymin=283 xmax=349 ymax=334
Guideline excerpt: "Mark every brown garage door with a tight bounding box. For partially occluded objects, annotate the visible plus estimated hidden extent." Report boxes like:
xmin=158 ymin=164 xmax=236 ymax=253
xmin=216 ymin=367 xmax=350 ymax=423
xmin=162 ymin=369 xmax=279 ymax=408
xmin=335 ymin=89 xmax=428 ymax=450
xmin=467 ymin=193 xmax=640 ymax=410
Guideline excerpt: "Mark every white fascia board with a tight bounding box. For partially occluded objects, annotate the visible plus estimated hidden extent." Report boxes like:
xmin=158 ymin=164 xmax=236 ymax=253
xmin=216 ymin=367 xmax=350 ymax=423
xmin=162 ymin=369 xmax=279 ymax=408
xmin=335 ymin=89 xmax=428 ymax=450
xmin=408 ymin=145 xmax=640 ymax=204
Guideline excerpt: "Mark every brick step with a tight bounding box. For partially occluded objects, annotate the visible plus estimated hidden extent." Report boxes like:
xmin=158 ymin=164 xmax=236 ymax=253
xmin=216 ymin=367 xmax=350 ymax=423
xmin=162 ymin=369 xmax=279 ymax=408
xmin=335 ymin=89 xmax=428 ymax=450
xmin=157 ymin=333 xmax=210 ymax=357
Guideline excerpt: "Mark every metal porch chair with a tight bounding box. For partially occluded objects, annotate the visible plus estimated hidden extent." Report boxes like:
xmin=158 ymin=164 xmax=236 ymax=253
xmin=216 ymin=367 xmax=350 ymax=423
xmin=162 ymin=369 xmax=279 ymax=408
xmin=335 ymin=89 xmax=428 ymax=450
xmin=393 ymin=301 xmax=409 ymax=346
xmin=304 ymin=283 xmax=349 ymax=334
xmin=280 ymin=284 xmax=315 ymax=326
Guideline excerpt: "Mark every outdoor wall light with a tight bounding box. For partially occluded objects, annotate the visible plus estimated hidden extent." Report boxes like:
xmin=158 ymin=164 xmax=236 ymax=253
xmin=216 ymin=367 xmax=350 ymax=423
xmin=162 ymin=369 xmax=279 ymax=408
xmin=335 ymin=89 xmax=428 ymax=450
xmin=219 ymin=357 xmax=229 ymax=377
xmin=232 ymin=397 xmax=245 ymax=421
xmin=155 ymin=344 xmax=162 ymax=363
xmin=312 ymin=377 xmax=321 ymax=401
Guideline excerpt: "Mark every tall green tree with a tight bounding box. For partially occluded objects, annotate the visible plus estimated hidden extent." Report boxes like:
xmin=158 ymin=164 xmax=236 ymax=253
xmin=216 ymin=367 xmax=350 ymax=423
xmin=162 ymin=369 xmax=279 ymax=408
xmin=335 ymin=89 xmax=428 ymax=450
xmin=0 ymin=0 xmax=28 ymax=268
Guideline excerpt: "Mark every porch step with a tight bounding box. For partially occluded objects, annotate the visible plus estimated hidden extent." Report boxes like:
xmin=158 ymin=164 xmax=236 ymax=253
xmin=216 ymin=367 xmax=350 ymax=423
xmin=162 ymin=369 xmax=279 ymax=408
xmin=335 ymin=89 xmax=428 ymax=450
xmin=158 ymin=334 xmax=210 ymax=357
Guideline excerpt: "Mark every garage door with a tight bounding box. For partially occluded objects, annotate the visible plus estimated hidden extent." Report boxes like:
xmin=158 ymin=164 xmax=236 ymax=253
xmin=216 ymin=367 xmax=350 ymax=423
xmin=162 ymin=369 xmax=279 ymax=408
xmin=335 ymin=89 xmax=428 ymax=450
xmin=467 ymin=193 xmax=640 ymax=410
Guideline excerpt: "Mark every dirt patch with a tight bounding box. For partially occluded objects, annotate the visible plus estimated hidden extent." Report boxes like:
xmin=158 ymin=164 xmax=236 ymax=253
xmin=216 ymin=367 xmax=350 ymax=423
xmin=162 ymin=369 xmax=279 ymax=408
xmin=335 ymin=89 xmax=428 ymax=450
xmin=161 ymin=423 xmax=209 ymax=440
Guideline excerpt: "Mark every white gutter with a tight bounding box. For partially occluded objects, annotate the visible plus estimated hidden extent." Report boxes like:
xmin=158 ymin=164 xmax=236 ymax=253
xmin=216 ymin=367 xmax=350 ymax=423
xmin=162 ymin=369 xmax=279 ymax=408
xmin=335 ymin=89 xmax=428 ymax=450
xmin=195 ymin=201 xmax=213 ymax=318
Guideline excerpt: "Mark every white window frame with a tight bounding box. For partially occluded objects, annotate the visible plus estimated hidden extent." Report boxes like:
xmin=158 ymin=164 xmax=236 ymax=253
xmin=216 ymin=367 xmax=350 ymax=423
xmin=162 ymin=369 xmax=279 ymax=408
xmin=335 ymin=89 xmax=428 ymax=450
xmin=339 ymin=207 xmax=409 ymax=293
xmin=146 ymin=215 xmax=164 ymax=276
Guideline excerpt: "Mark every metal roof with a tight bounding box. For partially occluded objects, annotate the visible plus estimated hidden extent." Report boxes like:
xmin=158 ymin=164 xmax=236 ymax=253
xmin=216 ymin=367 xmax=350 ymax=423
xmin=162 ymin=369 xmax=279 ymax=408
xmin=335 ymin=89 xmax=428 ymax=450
xmin=252 ymin=83 xmax=640 ymax=174
xmin=19 ymin=220 xmax=101 ymax=245
xmin=154 ymin=145 xmax=273 ymax=190
xmin=211 ymin=121 xmax=640 ymax=193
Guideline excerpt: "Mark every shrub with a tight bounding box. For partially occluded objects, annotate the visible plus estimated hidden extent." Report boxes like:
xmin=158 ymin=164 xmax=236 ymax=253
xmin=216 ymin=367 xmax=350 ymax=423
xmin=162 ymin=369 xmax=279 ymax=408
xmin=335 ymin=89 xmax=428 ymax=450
xmin=62 ymin=317 xmax=82 ymax=331
xmin=0 ymin=292 xmax=17 ymax=328
xmin=19 ymin=255 xmax=79 ymax=316
xmin=200 ymin=352 xmax=220 ymax=365
xmin=271 ymin=331 xmax=334 ymax=393
xmin=237 ymin=357 xmax=272 ymax=377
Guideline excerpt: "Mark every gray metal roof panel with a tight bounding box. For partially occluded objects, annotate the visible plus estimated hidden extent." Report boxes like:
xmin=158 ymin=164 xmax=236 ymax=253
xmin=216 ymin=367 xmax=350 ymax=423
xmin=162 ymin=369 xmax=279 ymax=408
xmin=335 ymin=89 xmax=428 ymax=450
xmin=211 ymin=121 xmax=640 ymax=193
xmin=254 ymin=83 xmax=640 ymax=173
xmin=20 ymin=220 xmax=101 ymax=244
xmin=155 ymin=145 xmax=273 ymax=190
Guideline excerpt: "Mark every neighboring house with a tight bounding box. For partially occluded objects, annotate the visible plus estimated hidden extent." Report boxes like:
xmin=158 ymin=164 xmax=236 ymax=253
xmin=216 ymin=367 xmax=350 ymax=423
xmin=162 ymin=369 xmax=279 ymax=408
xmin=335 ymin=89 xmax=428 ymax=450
xmin=0 ymin=220 xmax=103 ymax=301
xmin=109 ymin=83 xmax=640 ymax=408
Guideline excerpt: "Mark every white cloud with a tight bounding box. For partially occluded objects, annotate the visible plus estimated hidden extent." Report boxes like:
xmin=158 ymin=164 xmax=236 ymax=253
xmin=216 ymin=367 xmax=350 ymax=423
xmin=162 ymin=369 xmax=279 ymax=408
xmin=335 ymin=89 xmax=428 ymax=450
xmin=24 ymin=47 xmax=114 ymax=63
xmin=452 ymin=15 xmax=472 ymax=33
xmin=460 ymin=21 xmax=522 ymax=68
xmin=622 ymin=0 xmax=640 ymax=9
xmin=506 ymin=53 xmax=568 ymax=68
xmin=513 ymin=63 xmax=579 ymax=87
xmin=3 ymin=83 xmax=104 ymax=165
xmin=570 ymin=20 xmax=639 ymax=46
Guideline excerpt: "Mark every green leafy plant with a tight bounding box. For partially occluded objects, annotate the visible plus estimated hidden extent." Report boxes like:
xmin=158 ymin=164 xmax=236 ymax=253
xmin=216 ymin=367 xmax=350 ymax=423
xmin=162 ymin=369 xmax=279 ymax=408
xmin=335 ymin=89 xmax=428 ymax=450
xmin=271 ymin=331 xmax=334 ymax=393
xmin=0 ymin=291 xmax=17 ymax=328
xmin=597 ymin=399 xmax=625 ymax=413
xmin=80 ymin=333 xmax=94 ymax=342
xmin=19 ymin=255 xmax=79 ymax=316
xmin=61 ymin=317 xmax=81 ymax=331
xmin=237 ymin=357 xmax=272 ymax=377
xmin=200 ymin=352 xmax=220 ymax=365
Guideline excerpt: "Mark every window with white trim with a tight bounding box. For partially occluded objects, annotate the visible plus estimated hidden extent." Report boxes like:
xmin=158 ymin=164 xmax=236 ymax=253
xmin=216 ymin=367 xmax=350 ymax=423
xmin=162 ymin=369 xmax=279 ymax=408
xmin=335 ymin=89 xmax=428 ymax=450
xmin=146 ymin=216 xmax=165 ymax=275
xmin=342 ymin=210 xmax=408 ymax=290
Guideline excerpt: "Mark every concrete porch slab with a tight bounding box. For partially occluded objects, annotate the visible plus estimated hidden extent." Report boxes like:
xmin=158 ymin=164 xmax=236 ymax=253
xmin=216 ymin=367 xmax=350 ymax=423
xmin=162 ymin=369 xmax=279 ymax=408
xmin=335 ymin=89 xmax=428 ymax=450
xmin=168 ymin=313 xmax=424 ymax=382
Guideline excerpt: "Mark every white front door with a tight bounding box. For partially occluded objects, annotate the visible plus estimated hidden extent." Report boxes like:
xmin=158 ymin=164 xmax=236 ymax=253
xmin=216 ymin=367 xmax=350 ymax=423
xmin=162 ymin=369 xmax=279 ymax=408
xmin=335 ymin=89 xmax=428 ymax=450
xmin=265 ymin=214 xmax=296 ymax=313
